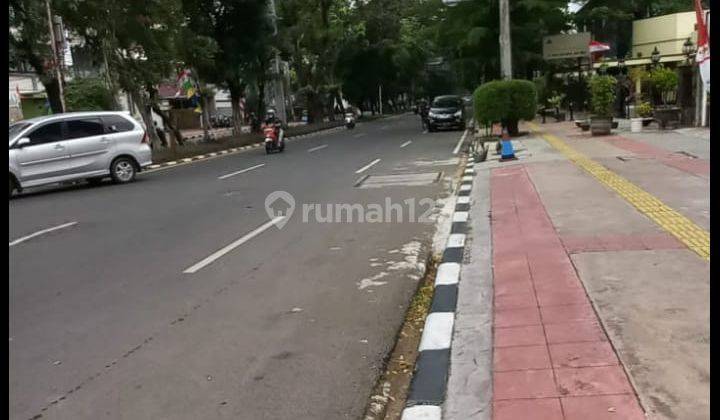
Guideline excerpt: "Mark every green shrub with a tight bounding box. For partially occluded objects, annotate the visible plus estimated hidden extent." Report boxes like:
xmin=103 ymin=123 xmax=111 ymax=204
xmin=473 ymin=79 xmax=537 ymax=135
xmin=65 ymin=78 xmax=115 ymax=111
xmin=635 ymin=101 xmax=653 ymax=118
xmin=648 ymin=66 xmax=679 ymax=105
xmin=588 ymin=75 xmax=617 ymax=118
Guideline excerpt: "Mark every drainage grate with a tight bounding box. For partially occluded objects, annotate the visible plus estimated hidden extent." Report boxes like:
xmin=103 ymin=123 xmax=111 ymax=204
xmin=355 ymin=172 xmax=442 ymax=188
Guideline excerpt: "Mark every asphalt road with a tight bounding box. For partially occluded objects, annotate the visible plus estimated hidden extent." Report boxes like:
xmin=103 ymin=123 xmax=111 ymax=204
xmin=9 ymin=114 xmax=466 ymax=420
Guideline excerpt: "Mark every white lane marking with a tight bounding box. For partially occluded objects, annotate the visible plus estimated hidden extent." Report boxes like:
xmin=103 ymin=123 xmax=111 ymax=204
xmin=401 ymin=405 xmax=441 ymax=420
xmin=452 ymin=212 xmax=469 ymax=223
xmin=400 ymin=140 xmax=412 ymax=148
xmin=452 ymin=129 xmax=469 ymax=155
xmin=9 ymin=222 xmax=78 ymax=247
xmin=419 ymin=312 xmax=455 ymax=351
xmin=446 ymin=234 xmax=466 ymax=248
xmin=457 ymin=196 xmax=471 ymax=204
xmin=217 ymin=163 xmax=265 ymax=180
xmin=183 ymin=216 xmax=285 ymax=274
xmin=307 ymin=144 xmax=328 ymax=153
xmin=355 ymin=158 xmax=381 ymax=174
xmin=435 ymin=263 xmax=460 ymax=286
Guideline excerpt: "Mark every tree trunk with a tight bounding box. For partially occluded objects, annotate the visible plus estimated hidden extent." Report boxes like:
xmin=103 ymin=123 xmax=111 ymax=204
xmin=131 ymin=90 xmax=161 ymax=147
xmin=228 ymin=82 xmax=246 ymax=135
xmin=148 ymin=86 xmax=183 ymax=146
xmin=201 ymin=95 xmax=212 ymax=141
xmin=40 ymin=76 xmax=64 ymax=114
xmin=505 ymin=119 xmax=519 ymax=137
xmin=257 ymin=77 xmax=266 ymax=119
xmin=151 ymin=103 xmax=183 ymax=146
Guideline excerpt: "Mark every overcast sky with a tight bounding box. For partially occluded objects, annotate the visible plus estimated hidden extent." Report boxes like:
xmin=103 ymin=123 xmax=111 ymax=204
xmin=567 ymin=1 xmax=584 ymax=13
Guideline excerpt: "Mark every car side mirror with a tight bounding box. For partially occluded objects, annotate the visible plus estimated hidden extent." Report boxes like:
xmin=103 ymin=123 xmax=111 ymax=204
xmin=16 ymin=137 xmax=30 ymax=148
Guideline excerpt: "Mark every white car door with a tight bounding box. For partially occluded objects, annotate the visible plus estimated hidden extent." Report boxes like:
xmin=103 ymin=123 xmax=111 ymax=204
xmin=64 ymin=117 xmax=111 ymax=175
xmin=12 ymin=121 xmax=72 ymax=184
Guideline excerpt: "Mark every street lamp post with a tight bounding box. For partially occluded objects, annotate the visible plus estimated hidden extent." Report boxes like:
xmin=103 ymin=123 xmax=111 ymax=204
xmin=650 ymin=46 xmax=661 ymax=67
xmin=681 ymin=38 xmax=696 ymax=126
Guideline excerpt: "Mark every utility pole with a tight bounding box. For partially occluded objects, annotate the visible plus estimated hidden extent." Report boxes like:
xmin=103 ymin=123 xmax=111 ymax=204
xmin=268 ymin=0 xmax=287 ymax=124
xmin=499 ymin=0 xmax=512 ymax=80
xmin=45 ymin=0 xmax=65 ymax=112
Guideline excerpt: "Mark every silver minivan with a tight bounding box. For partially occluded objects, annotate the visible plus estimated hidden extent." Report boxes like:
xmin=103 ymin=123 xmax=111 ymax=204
xmin=9 ymin=111 xmax=152 ymax=197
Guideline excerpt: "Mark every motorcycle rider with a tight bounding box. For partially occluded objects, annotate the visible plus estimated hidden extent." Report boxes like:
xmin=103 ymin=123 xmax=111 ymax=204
xmin=418 ymin=99 xmax=430 ymax=130
xmin=263 ymin=109 xmax=284 ymax=145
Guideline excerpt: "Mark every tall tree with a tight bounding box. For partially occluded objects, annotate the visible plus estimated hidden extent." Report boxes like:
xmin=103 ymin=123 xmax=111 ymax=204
xmin=10 ymin=0 xmax=65 ymax=113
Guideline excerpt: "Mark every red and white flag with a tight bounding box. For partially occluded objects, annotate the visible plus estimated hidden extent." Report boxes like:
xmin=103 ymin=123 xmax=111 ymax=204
xmin=695 ymin=0 xmax=710 ymax=91
xmin=589 ymin=40 xmax=611 ymax=53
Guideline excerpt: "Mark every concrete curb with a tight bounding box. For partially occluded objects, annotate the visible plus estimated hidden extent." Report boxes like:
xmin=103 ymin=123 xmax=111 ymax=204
xmin=145 ymin=125 xmax=346 ymax=171
xmin=401 ymin=161 xmax=477 ymax=420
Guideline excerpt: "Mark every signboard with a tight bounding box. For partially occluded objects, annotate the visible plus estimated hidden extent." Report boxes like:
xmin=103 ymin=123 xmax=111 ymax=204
xmin=543 ymin=32 xmax=591 ymax=60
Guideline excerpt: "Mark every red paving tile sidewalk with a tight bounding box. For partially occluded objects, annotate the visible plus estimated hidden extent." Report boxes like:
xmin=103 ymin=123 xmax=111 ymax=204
xmin=490 ymin=165 xmax=645 ymax=420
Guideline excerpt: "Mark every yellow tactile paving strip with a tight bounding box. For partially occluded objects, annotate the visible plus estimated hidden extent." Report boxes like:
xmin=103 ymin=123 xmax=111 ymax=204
xmin=529 ymin=123 xmax=710 ymax=261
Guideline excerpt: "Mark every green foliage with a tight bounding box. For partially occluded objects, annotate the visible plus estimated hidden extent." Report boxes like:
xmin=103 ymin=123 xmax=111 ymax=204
xmin=65 ymin=78 xmax=115 ymax=111
xmin=436 ymin=0 xmax=569 ymax=89
xmin=588 ymin=75 xmax=617 ymax=118
xmin=628 ymin=67 xmax=647 ymax=85
xmin=473 ymin=79 xmax=537 ymax=125
xmin=533 ymin=77 xmax=548 ymax=106
xmin=547 ymin=92 xmax=565 ymax=108
xmin=648 ymin=66 xmax=679 ymax=105
xmin=635 ymin=101 xmax=653 ymax=118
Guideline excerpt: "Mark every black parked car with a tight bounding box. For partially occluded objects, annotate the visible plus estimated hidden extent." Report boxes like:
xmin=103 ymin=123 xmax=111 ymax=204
xmin=427 ymin=95 xmax=466 ymax=132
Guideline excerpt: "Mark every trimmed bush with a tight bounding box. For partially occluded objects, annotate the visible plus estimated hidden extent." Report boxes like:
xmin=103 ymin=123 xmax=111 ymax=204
xmin=65 ymin=78 xmax=115 ymax=112
xmin=473 ymin=79 xmax=537 ymax=136
xmin=588 ymin=75 xmax=617 ymax=118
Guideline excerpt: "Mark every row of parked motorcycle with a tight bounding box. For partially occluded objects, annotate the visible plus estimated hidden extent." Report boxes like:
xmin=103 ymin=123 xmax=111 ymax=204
xmin=209 ymin=114 xmax=233 ymax=128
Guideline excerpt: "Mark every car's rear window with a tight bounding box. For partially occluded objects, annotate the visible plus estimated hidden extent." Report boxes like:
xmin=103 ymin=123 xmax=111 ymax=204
xmin=432 ymin=97 xmax=461 ymax=108
xmin=103 ymin=115 xmax=136 ymax=133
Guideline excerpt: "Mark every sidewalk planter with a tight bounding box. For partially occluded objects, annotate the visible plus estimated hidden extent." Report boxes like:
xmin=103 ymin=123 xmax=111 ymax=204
xmin=590 ymin=117 xmax=613 ymax=136
xmin=588 ymin=75 xmax=617 ymax=136
xmin=631 ymin=118 xmax=644 ymax=133
xmin=653 ymin=106 xmax=682 ymax=129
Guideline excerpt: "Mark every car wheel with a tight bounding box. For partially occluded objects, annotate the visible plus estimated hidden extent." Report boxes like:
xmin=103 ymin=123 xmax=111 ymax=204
xmin=9 ymin=178 xmax=16 ymax=199
xmin=428 ymin=125 xmax=436 ymax=132
xmin=110 ymin=157 xmax=137 ymax=184
xmin=87 ymin=177 xmax=104 ymax=186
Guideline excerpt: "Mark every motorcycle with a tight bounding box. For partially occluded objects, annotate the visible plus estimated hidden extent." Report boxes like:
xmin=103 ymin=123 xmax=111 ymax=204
xmin=263 ymin=122 xmax=285 ymax=153
xmin=345 ymin=112 xmax=356 ymax=129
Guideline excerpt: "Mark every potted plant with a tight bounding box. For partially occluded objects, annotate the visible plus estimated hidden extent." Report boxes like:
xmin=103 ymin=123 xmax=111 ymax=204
xmin=630 ymin=101 xmax=651 ymax=132
xmin=588 ymin=74 xmax=617 ymax=136
xmin=648 ymin=66 xmax=680 ymax=129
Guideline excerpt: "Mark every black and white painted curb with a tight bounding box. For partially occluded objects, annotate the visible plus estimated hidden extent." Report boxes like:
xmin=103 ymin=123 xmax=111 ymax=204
xmin=144 ymin=125 xmax=346 ymax=172
xmin=401 ymin=161 xmax=476 ymax=420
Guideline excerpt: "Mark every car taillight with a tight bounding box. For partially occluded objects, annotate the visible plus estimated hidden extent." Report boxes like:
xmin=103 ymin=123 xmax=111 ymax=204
xmin=142 ymin=131 xmax=150 ymax=144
